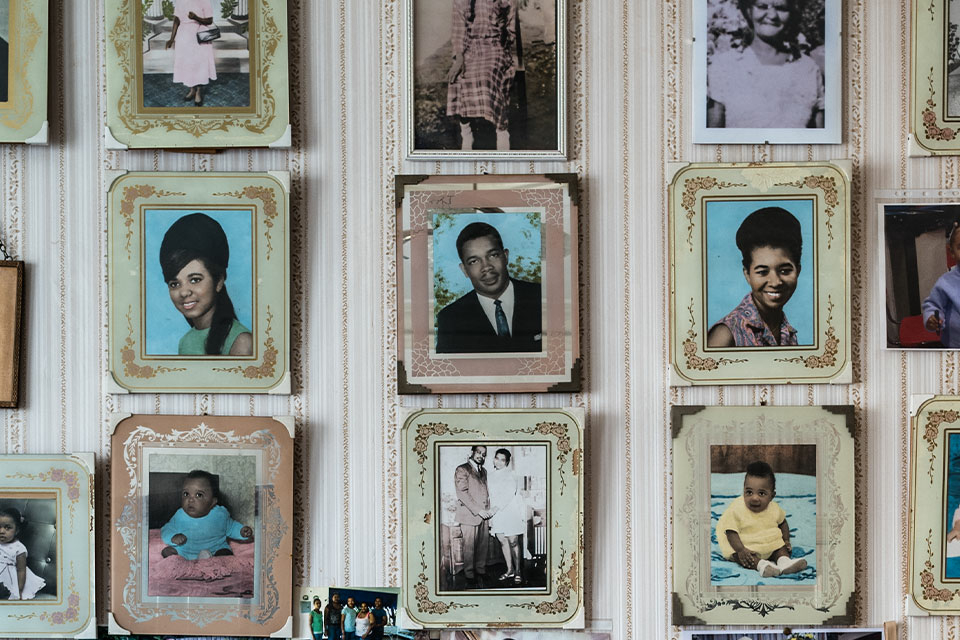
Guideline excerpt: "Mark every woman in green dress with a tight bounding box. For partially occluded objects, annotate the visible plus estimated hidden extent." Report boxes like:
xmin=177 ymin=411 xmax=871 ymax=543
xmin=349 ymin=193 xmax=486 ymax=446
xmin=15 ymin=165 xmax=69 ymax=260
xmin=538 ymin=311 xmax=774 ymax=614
xmin=159 ymin=212 xmax=252 ymax=356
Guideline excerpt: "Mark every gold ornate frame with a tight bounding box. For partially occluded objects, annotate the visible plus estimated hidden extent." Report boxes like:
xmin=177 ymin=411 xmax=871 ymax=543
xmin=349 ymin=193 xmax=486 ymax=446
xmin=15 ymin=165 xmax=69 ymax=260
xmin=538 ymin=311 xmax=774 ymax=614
xmin=669 ymin=161 xmax=852 ymax=385
xmin=401 ymin=408 xmax=584 ymax=629
xmin=0 ymin=261 xmax=22 ymax=407
xmin=0 ymin=0 xmax=47 ymax=143
xmin=910 ymin=0 xmax=960 ymax=154
xmin=105 ymin=0 xmax=290 ymax=148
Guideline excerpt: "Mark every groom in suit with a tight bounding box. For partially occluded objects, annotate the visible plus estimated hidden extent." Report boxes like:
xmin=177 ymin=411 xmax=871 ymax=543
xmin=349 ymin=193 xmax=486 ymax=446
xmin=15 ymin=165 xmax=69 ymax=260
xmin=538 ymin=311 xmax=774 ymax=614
xmin=454 ymin=445 xmax=492 ymax=588
xmin=436 ymin=221 xmax=542 ymax=354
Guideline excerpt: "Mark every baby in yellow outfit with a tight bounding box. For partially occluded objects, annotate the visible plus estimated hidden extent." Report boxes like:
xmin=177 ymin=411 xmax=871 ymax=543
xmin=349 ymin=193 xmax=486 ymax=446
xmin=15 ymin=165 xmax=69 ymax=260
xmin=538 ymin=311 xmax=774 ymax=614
xmin=716 ymin=461 xmax=808 ymax=577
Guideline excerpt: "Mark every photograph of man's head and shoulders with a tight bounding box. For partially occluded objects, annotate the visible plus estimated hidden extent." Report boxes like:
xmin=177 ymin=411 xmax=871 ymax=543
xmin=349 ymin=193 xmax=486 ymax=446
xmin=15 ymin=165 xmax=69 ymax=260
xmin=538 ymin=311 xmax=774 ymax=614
xmin=433 ymin=213 xmax=543 ymax=356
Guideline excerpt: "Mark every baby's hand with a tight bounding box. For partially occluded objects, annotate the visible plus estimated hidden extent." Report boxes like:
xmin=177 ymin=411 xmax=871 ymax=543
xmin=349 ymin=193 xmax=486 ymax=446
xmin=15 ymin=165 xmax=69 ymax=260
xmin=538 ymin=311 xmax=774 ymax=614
xmin=783 ymin=540 xmax=793 ymax=556
xmin=927 ymin=314 xmax=943 ymax=333
xmin=171 ymin=533 xmax=187 ymax=545
xmin=734 ymin=548 xmax=760 ymax=570
xmin=240 ymin=526 xmax=253 ymax=539
xmin=949 ymin=528 xmax=960 ymax=543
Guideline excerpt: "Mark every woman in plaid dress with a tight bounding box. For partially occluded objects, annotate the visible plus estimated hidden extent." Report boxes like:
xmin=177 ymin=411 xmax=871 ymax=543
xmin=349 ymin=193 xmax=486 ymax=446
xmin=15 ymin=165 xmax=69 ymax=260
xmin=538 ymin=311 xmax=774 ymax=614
xmin=446 ymin=0 xmax=518 ymax=151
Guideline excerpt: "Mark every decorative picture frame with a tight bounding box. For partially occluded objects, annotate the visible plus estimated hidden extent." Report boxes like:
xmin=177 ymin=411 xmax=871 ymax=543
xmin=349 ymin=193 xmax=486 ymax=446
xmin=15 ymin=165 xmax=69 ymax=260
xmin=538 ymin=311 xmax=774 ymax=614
xmin=0 ymin=260 xmax=22 ymax=407
xmin=107 ymin=171 xmax=290 ymax=394
xmin=104 ymin=0 xmax=290 ymax=149
xmin=669 ymin=161 xmax=851 ymax=386
xmin=910 ymin=0 xmax=960 ymax=155
xmin=396 ymin=174 xmax=580 ymax=394
xmin=904 ymin=395 xmax=960 ymax=615
xmin=405 ymin=0 xmax=567 ymax=160
xmin=672 ymin=405 xmax=856 ymax=626
xmin=401 ymin=408 xmax=584 ymax=629
xmin=692 ymin=0 xmax=841 ymax=145
xmin=108 ymin=413 xmax=294 ymax=636
xmin=0 ymin=453 xmax=96 ymax=639
xmin=0 ymin=0 xmax=48 ymax=144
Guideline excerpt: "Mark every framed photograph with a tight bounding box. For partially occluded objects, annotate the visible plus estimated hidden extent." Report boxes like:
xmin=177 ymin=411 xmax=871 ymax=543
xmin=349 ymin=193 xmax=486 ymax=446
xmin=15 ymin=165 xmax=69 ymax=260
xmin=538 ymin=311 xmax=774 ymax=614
xmin=396 ymin=174 xmax=579 ymax=393
xmin=294 ymin=586 xmax=413 ymax=640
xmin=668 ymin=161 xmax=851 ymax=386
xmin=0 ymin=0 xmax=48 ymax=144
xmin=105 ymin=0 xmax=290 ymax=149
xmin=107 ymin=171 xmax=290 ymax=394
xmin=0 ymin=454 xmax=96 ymax=638
xmin=692 ymin=0 xmax=841 ymax=144
xmin=0 ymin=260 xmax=22 ymax=407
xmin=108 ymin=413 xmax=294 ymax=636
xmin=672 ymin=405 xmax=856 ymax=625
xmin=880 ymin=201 xmax=960 ymax=349
xmin=680 ymin=629 xmax=888 ymax=640
xmin=401 ymin=408 xmax=584 ymax=629
xmin=909 ymin=0 xmax=960 ymax=155
xmin=903 ymin=395 xmax=960 ymax=614
xmin=406 ymin=0 xmax=566 ymax=159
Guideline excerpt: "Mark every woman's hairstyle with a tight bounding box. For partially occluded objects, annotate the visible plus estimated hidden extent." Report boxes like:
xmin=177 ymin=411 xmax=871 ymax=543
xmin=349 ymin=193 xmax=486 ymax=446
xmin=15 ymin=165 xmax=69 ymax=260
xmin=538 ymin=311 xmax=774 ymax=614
xmin=0 ymin=507 xmax=24 ymax=537
xmin=736 ymin=0 xmax=804 ymax=57
xmin=159 ymin=213 xmax=240 ymax=355
xmin=745 ymin=460 xmax=776 ymax=491
xmin=495 ymin=448 xmax=512 ymax=465
xmin=735 ymin=206 xmax=803 ymax=270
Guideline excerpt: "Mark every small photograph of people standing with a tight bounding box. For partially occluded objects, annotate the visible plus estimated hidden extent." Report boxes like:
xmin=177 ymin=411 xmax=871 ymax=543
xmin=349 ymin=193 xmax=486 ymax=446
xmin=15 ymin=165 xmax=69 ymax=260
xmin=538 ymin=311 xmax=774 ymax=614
xmin=302 ymin=587 xmax=411 ymax=640
xmin=140 ymin=0 xmax=252 ymax=108
xmin=437 ymin=444 xmax=549 ymax=591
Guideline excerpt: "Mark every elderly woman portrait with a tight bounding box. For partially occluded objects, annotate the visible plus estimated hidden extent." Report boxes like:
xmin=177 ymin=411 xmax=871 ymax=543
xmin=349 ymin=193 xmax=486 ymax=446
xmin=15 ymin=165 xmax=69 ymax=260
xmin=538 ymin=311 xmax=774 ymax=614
xmin=707 ymin=0 xmax=825 ymax=129
xmin=707 ymin=206 xmax=806 ymax=348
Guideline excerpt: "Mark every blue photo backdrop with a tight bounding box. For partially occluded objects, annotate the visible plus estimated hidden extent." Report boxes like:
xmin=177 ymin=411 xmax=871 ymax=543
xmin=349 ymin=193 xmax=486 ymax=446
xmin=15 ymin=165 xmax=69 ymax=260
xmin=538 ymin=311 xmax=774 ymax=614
xmin=143 ymin=209 xmax=254 ymax=355
xmin=705 ymin=199 xmax=815 ymax=346
xmin=946 ymin=433 xmax=960 ymax=578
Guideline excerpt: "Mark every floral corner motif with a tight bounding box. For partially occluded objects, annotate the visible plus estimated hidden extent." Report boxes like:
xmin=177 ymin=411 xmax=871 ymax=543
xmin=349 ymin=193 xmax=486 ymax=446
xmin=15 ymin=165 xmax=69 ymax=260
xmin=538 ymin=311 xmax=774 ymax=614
xmin=413 ymin=541 xmax=478 ymax=615
xmin=774 ymin=296 xmax=840 ymax=369
xmin=923 ymin=67 xmax=956 ymax=141
xmin=10 ymin=569 xmax=83 ymax=626
xmin=213 ymin=307 xmax=280 ymax=380
xmin=679 ymin=176 xmax=746 ymax=252
xmin=117 ymin=185 xmax=186 ymax=259
xmin=506 ymin=422 xmax=574 ymax=494
xmin=681 ymin=298 xmax=746 ymax=372
xmin=920 ymin=408 xmax=960 ymax=484
xmin=920 ymin=528 xmax=960 ymax=602
xmin=412 ymin=422 xmax=481 ymax=495
xmin=212 ymin=186 xmax=280 ymax=259
xmin=505 ymin=543 xmax=577 ymax=615
xmin=120 ymin=306 xmax=185 ymax=379
xmin=774 ymin=175 xmax=840 ymax=249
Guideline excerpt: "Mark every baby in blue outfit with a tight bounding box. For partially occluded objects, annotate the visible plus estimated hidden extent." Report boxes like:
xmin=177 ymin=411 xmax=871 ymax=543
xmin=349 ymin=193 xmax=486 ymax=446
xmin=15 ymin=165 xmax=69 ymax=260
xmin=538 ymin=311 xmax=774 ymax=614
xmin=160 ymin=469 xmax=253 ymax=560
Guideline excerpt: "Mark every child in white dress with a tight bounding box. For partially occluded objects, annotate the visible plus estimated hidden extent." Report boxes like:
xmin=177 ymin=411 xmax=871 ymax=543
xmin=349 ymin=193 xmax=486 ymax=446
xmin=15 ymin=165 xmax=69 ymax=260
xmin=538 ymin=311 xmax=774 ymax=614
xmin=0 ymin=507 xmax=46 ymax=600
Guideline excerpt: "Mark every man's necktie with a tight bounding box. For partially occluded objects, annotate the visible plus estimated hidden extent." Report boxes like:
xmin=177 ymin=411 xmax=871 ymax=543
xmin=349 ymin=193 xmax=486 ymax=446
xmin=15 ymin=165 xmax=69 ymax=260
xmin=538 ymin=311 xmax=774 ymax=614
xmin=494 ymin=299 xmax=510 ymax=337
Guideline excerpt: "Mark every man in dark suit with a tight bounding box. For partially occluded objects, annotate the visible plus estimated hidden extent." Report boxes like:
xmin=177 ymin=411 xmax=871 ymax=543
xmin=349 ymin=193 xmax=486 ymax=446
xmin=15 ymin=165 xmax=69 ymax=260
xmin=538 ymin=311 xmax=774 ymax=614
xmin=454 ymin=445 xmax=492 ymax=588
xmin=436 ymin=222 xmax=542 ymax=354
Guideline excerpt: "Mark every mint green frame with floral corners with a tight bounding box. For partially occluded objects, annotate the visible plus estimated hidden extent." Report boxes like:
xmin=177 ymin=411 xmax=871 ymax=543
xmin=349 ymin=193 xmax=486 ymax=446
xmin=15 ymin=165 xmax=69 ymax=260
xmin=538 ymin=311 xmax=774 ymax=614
xmin=0 ymin=454 xmax=96 ymax=638
xmin=104 ymin=0 xmax=290 ymax=149
xmin=107 ymin=171 xmax=290 ymax=394
xmin=668 ymin=161 xmax=852 ymax=386
xmin=907 ymin=395 xmax=960 ymax=614
xmin=0 ymin=0 xmax=48 ymax=143
xmin=672 ymin=405 xmax=856 ymax=626
xmin=401 ymin=408 xmax=584 ymax=629
xmin=910 ymin=0 xmax=960 ymax=155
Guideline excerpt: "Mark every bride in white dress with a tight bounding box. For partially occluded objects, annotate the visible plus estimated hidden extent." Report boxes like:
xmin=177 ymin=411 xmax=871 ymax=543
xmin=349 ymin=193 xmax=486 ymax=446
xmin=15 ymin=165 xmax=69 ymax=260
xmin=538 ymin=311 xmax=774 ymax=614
xmin=487 ymin=448 xmax=526 ymax=585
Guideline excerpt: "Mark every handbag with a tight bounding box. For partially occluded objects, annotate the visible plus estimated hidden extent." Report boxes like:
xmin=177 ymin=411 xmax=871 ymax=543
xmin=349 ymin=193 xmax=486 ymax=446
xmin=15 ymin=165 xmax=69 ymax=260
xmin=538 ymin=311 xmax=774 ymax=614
xmin=196 ymin=26 xmax=221 ymax=44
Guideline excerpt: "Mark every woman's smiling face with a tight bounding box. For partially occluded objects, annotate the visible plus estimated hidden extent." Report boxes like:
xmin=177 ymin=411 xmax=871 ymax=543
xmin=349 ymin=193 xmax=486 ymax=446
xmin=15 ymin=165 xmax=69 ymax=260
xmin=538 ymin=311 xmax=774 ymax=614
xmin=167 ymin=258 xmax=222 ymax=329
xmin=749 ymin=1 xmax=792 ymax=42
xmin=743 ymin=245 xmax=798 ymax=316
